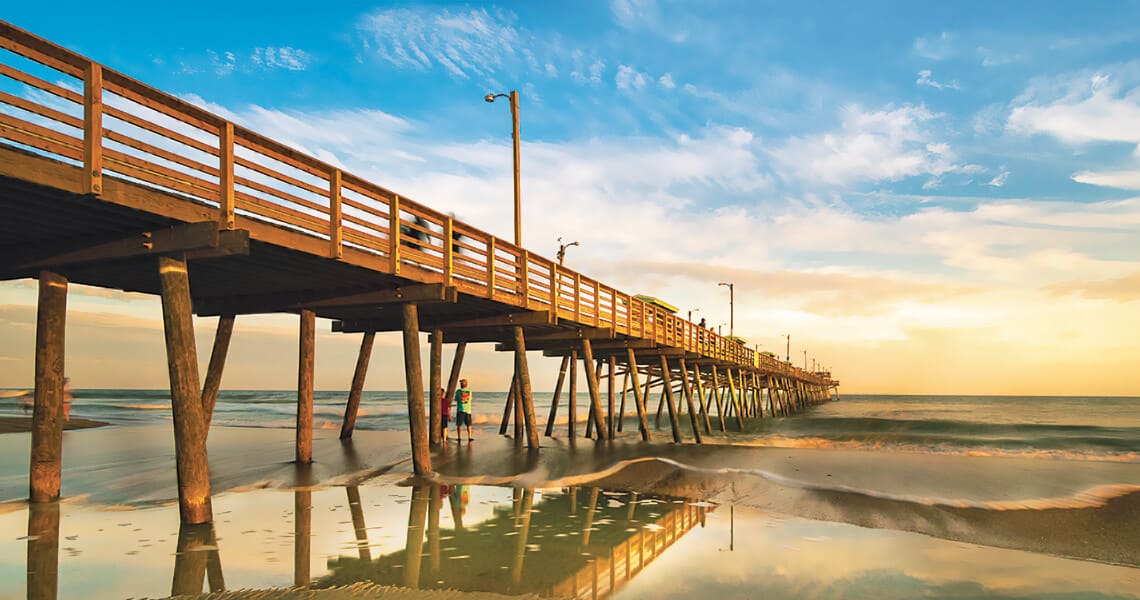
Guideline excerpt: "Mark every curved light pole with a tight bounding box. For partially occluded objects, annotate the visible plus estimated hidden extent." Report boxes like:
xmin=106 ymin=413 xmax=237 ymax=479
xmin=717 ymin=282 xmax=734 ymax=337
xmin=556 ymin=237 xmax=579 ymax=266
xmin=484 ymin=91 xmax=522 ymax=246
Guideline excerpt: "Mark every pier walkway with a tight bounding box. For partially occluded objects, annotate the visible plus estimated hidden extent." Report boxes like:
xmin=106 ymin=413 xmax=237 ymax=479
xmin=0 ymin=22 xmax=837 ymax=524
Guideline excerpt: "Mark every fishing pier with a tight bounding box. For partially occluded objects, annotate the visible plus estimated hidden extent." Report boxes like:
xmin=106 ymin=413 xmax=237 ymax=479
xmin=0 ymin=22 xmax=838 ymax=526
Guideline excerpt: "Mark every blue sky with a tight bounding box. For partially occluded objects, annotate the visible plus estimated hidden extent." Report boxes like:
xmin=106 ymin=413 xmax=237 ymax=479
xmin=3 ymin=2 xmax=1140 ymax=393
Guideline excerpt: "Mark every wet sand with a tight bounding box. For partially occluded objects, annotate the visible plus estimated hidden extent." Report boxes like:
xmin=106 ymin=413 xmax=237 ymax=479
xmin=1 ymin=424 xmax=1138 ymax=597
xmin=0 ymin=416 xmax=110 ymax=434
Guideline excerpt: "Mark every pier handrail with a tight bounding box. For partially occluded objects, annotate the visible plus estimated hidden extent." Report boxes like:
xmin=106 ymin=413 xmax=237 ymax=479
xmin=0 ymin=21 xmax=829 ymax=385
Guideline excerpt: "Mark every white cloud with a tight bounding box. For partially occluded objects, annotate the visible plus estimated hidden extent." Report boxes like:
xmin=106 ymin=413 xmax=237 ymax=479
xmin=1072 ymin=169 xmax=1140 ymax=190
xmin=916 ymin=69 xmax=960 ymax=91
xmin=1007 ymin=68 xmax=1140 ymax=144
xmin=615 ymin=65 xmax=649 ymax=91
xmin=769 ymin=104 xmax=966 ymax=186
xmin=659 ymin=73 xmax=676 ymax=89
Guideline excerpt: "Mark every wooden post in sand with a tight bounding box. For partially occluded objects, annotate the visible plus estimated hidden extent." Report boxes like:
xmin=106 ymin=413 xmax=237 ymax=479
xmin=201 ymin=315 xmax=234 ymax=426
xmin=402 ymin=304 xmax=431 ymax=475
xmin=658 ymin=356 xmax=683 ymax=443
xmin=693 ymin=363 xmax=711 ymax=434
xmin=296 ymin=309 xmax=315 ymax=464
xmin=545 ymin=355 xmax=569 ymax=436
xmin=429 ymin=330 xmax=443 ymax=448
xmin=626 ymin=349 xmax=650 ymax=441
xmin=512 ymin=326 xmax=540 ymax=448
xmin=568 ymin=350 xmax=579 ymax=439
xmin=157 ymin=256 xmax=212 ymax=525
xmin=608 ymin=356 xmax=617 ymax=438
xmin=580 ymin=340 xmax=607 ymax=440
xmin=30 ymin=271 xmax=67 ymax=503
xmin=340 ymin=332 xmax=375 ymax=440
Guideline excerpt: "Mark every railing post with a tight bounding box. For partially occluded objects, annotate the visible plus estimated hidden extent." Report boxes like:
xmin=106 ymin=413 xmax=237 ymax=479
xmin=328 ymin=168 xmax=342 ymax=258
xmin=574 ymin=273 xmax=582 ymax=322
xmin=521 ymin=250 xmax=530 ymax=308
xmin=443 ymin=217 xmax=454 ymax=285
xmin=486 ymin=236 xmax=496 ymax=298
xmin=83 ymin=62 xmax=103 ymax=195
xmin=388 ymin=194 xmax=401 ymax=274
xmin=217 ymin=123 xmax=235 ymax=229
xmin=593 ymin=281 xmax=601 ymax=327
xmin=549 ymin=263 xmax=558 ymax=319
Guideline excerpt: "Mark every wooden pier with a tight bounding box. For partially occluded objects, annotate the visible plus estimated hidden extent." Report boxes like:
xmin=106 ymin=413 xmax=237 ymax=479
xmin=0 ymin=22 xmax=838 ymax=524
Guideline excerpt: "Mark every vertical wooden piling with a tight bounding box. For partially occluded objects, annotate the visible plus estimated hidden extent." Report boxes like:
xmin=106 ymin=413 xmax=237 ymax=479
xmin=727 ymin=368 xmax=744 ymax=430
xmin=340 ymin=332 xmax=375 ymax=440
xmin=658 ymin=356 xmax=683 ymax=443
xmin=512 ymin=326 xmax=541 ymax=448
xmin=617 ymin=368 xmax=629 ymax=432
xmin=678 ymin=358 xmax=702 ymax=444
xmin=626 ymin=349 xmax=650 ymax=441
xmin=157 ymin=256 xmax=212 ymax=525
xmin=544 ymin=355 xmax=569 ymax=436
xmin=429 ymin=330 xmax=443 ymax=448
xmin=401 ymin=304 xmax=431 ymax=475
xmin=513 ymin=368 xmax=524 ymax=442
xmin=296 ymin=309 xmax=315 ymax=464
xmin=568 ymin=350 xmax=579 ymax=439
xmin=607 ymin=356 xmax=617 ymax=438
xmin=201 ymin=315 xmax=234 ymax=426
xmin=30 ymin=271 xmax=67 ymax=503
xmin=580 ymin=340 xmax=607 ymax=440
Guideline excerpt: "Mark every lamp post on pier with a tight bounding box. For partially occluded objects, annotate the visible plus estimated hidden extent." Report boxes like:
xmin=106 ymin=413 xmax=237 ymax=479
xmin=783 ymin=333 xmax=790 ymax=363
xmin=802 ymin=350 xmax=807 ymax=370
xmin=717 ymin=282 xmax=734 ymax=337
xmin=556 ymin=237 xmax=579 ymax=266
xmin=688 ymin=307 xmax=700 ymax=322
xmin=484 ymin=90 xmax=522 ymax=246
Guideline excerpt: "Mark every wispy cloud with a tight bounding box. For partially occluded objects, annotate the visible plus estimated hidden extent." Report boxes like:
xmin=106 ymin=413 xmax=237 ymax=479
xmin=985 ymin=167 xmax=1010 ymax=187
xmin=1072 ymin=169 xmax=1140 ymax=190
xmin=914 ymin=32 xmax=955 ymax=60
xmin=916 ymin=69 xmax=959 ymax=90
xmin=357 ymin=7 xmax=522 ymax=80
xmin=184 ymin=47 xmax=312 ymax=76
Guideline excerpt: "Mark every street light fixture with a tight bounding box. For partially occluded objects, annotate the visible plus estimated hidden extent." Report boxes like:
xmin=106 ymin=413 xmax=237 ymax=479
xmin=484 ymin=90 xmax=522 ymax=246
xmin=783 ymin=333 xmax=790 ymax=362
xmin=717 ymin=282 xmax=734 ymax=337
xmin=556 ymin=237 xmax=579 ymax=266
xmin=688 ymin=307 xmax=700 ymax=322
xmin=802 ymin=349 xmax=807 ymax=370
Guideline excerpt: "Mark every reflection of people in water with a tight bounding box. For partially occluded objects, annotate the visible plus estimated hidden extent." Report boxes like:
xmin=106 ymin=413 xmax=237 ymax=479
xmin=62 ymin=378 xmax=72 ymax=423
xmin=448 ymin=484 xmax=469 ymax=530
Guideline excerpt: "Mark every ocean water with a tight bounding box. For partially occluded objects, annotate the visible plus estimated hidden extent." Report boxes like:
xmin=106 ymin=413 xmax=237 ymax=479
xmin=2 ymin=389 xmax=1137 ymax=462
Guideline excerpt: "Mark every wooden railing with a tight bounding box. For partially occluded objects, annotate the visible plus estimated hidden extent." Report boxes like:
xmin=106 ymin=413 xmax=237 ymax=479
xmin=0 ymin=22 xmax=828 ymax=385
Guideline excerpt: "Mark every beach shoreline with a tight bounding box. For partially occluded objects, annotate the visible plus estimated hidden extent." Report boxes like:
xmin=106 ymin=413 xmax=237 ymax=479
xmin=0 ymin=415 xmax=110 ymax=434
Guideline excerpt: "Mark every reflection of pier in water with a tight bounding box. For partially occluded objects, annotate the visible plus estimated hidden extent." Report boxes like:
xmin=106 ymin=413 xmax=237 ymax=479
xmin=320 ymin=485 xmax=712 ymax=598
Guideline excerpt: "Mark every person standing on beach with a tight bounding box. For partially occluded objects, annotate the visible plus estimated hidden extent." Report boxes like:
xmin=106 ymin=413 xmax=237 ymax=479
xmin=455 ymin=379 xmax=474 ymax=443
xmin=440 ymin=387 xmax=451 ymax=448
xmin=62 ymin=378 xmax=72 ymax=423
